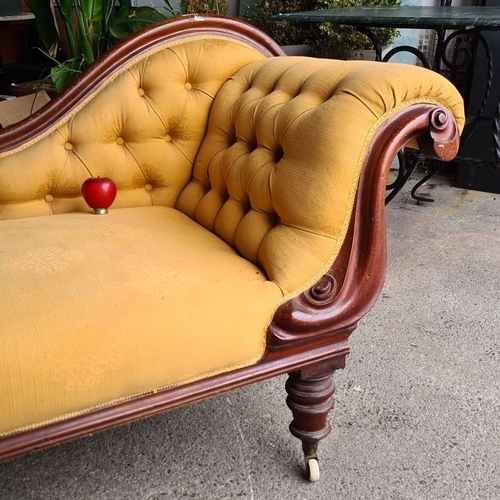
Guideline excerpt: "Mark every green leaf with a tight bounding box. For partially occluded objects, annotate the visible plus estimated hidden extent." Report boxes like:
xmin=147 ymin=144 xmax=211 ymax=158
xmin=25 ymin=0 xmax=59 ymax=56
xmin=29 ymin=1 xmax=166 ymax=92
xmin=79 ymin=0 xmax=107 ymax=22
xmin=109 ymin=7 xmax=165 ymax=41
xmin=59 ymin=0 xmax=74 ymax=24
xmin=50 ymin=57 xmax=84 ymax=93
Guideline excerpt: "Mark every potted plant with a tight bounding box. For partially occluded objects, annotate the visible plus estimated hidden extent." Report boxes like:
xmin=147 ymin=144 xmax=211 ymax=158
xmin=25 ymin=0 xmax=168 ymax=92
xmin=26 ymin=0 xmax=229 ymax=92
xmin=176 ymin=0 xmax=228 ymax=14
xmin=313 ymin=0 xmax=400 ymax=60
xmin=244 ymin=0 xmax=400 ymax=60
xmin=244 ymin=0 xmax=321 ymax=50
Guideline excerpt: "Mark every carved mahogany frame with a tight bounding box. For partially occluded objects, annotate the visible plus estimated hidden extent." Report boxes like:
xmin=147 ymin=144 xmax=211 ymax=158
xmin=0 ymin=15 xmax=460 ymax=465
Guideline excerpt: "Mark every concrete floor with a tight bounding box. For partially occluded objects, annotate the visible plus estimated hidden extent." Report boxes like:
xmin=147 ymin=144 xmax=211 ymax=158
xmin=1 ymin=173 xmax=499 ymax=499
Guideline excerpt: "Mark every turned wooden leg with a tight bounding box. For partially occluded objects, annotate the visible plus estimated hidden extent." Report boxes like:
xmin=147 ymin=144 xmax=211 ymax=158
xmin=286 ymin=361 xmax=340 ymax=481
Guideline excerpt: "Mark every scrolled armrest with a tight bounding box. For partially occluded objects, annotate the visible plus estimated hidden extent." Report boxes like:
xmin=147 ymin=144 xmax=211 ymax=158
xmin=268 ymin=97 xmax=462 ymax=349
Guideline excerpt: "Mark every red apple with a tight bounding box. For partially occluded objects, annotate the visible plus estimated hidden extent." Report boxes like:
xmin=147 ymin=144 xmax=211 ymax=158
xmin=81 ymin=176 xmax=117 ymax=215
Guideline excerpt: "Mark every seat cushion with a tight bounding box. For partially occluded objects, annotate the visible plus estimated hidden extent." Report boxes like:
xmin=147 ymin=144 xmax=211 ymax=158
xmin=0 ymin=207 xmax=283 ymax=436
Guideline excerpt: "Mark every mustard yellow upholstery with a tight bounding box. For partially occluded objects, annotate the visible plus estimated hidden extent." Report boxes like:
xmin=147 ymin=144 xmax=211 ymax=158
xmin=0 ymin=36 xmax=269 ymax=220
xmin=177 ymin=57 xmax=465 ymax=293
xmin=0 ymin=30 xmax=465 ymax=437
xmin=0 ymin=207 xmax=282 ymax=435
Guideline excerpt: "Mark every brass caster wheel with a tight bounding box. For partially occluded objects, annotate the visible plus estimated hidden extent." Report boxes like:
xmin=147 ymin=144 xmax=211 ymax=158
xmin=306 ymin=457 xmax=320 ymax=482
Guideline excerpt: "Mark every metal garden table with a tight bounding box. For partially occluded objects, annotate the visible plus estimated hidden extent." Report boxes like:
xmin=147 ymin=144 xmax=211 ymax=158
xmin=275 ymin=6 xmax=500 ymax=202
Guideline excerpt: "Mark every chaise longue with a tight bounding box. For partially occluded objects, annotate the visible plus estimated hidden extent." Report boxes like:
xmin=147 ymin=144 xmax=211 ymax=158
xmin=0 ymin=15 xmax=464 ymax=481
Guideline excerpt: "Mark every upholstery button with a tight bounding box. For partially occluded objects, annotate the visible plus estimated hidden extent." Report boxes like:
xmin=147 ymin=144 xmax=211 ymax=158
xmin=164 ymin=134 xmax=171 ymax=142
xmin=64 ymin=142 xmax=73 ymax=151
xmin=44 ymin=194 xmax=54 ymax=203
xmin=137 ymin=88 xmax=145 ymax=96
xmin=184 ymin=82 xmax=192 ymax=91
xmin=145 ymin=183 xmax=153 ymax=191
xmin=116 ymin=137 xmax=125 ymax=145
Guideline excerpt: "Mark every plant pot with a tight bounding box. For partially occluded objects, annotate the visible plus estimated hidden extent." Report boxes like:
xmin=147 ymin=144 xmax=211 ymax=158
xmin=9 ymin=79 xmax=57 ymax=98
xmin=0 ymin=20 xmax=29 ymax=64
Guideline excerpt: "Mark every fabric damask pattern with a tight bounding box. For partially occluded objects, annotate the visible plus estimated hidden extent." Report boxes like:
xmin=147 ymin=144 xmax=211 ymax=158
xmin=43 ymin=329 xmax=125 ymax=392
xmin=0 ymin=207 xmax=284 ymax=435
xmin=5 ymin=246 xmax=85 ymax=274
xmin=95 ymin=222 xmax=153 ymax=241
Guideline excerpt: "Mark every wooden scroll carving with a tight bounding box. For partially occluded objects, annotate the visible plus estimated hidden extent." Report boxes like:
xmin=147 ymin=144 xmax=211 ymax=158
xmin=267 ymin=104 xmax=461 ymax=351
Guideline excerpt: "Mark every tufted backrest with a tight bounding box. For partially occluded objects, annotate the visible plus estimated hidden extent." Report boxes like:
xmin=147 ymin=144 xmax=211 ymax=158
xmin=0 ymin=33 xmax=272 ymax=220
xmin=0 ymin=25 xmax=464 ymax=297
xmin=176 ymin=57 xmax=465 ymax=294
